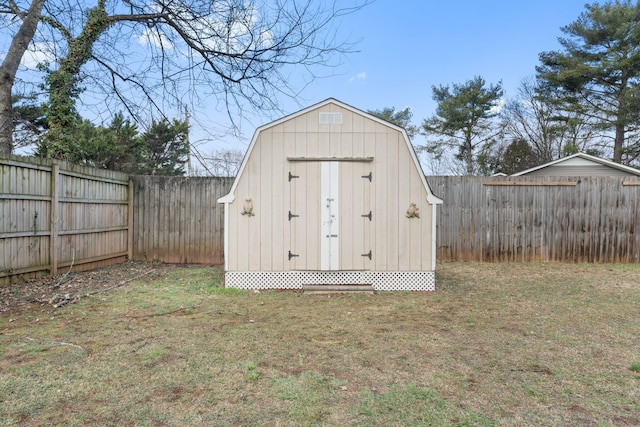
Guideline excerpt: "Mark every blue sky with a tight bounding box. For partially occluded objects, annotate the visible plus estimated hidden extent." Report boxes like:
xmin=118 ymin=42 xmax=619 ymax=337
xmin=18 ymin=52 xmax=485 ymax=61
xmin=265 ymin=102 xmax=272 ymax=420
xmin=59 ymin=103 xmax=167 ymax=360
xmin=3 ymin=0 xmax=593 ymax=165
xmin=203 ymin=0 xmax=592 ymax=156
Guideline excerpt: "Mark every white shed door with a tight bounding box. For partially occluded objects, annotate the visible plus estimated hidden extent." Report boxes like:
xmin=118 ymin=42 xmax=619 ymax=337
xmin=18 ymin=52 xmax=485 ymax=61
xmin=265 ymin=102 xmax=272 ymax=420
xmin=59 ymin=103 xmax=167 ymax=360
xmin=289 ymin=161 xmax=372 ymax=271
xmin=321 ymin=162 xmax=340 ymax=270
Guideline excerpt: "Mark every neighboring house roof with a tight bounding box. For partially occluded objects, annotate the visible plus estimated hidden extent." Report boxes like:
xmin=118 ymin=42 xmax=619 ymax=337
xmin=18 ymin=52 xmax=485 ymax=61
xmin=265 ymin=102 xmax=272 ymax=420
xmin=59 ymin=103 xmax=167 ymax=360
xmin=218 ymin=97 xmax=443 ymax=205
xmin=511 ymin=152 xmax=640 ymax=177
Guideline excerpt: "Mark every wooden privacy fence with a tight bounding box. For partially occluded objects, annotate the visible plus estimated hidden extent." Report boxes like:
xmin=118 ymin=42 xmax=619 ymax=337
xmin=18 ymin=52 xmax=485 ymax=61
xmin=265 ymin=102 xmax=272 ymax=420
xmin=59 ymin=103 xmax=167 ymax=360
xmin=4 ymin=155 xmax=640 ymax=285
xmin=1 ymin=155 xmax=232 ymax=284
xmin=1 ymin=154 xmax=130 ymax=284
xmin=131 ymin=176 xmax=233 ymax=264
xmin=428 ymin=175 xmax=640 ymax=263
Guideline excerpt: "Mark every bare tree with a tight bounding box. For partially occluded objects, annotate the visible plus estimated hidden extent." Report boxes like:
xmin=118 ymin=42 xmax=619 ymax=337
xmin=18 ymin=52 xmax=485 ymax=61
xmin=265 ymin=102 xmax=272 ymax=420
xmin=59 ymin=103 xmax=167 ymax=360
xmin=0 ymin=0 xmax=46 ymax=153
xmin=1 ymin=0 xmax=368 ymax=157
xmin=202 ymin=148 xmax=244 ymax=177
xmin=502 ymin=77 xmax=600 ymax=162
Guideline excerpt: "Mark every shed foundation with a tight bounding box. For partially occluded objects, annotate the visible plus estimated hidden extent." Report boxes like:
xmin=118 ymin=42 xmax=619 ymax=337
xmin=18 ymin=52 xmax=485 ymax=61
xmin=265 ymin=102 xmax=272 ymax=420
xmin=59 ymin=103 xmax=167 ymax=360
xmin=225 ymin=271 xmax=436 ymax=291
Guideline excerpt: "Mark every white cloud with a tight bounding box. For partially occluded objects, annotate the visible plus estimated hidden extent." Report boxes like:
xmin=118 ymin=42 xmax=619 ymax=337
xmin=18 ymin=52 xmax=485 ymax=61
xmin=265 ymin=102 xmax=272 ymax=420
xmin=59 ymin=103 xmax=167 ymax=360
xmin=489 ymin=97 xmax=506 ymax=114
xmin=135 ymin=4 xmax=272 ymax=56
xmin=137 ymin=28 xmax=173 ymax=50
xmin=21 ymin=42 xmax=56 ymax=69
xmin=349 ymin=72 xmax=367 ymax=82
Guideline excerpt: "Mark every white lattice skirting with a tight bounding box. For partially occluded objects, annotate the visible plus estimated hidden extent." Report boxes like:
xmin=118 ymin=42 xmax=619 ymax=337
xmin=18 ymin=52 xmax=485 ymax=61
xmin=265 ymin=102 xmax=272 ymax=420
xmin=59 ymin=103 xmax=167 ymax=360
xmin=224 ymin=271 xmax=436 ymax=291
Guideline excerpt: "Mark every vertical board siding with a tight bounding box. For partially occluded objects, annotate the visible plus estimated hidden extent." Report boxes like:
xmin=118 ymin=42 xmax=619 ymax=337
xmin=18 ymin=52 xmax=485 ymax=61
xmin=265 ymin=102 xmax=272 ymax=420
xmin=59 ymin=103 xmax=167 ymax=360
xmin=131 ymin=176 xmax=232 ymax=265
xmin=225 ymin=103 xmax=436 ymax=273
xmin=1 ymin=154 xmax=130 ymax=284
xmin=429 ymin=175 xmax=640 ymax=263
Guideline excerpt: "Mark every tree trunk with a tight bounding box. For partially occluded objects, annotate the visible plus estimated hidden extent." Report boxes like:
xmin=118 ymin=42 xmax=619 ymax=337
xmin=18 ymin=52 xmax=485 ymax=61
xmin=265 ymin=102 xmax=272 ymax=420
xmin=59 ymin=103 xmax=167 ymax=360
xmin=44 ymin=3 xmax=111 ymax=159
xmin=0 ymin=0 xmax=46 ymax=154
xmin=464 ymin=138 xmax=474 ymax=175
xmin=613 ymin=123 xmax=624 ymax=163
xmin=0 ymin=82 xmax=13 ymax=154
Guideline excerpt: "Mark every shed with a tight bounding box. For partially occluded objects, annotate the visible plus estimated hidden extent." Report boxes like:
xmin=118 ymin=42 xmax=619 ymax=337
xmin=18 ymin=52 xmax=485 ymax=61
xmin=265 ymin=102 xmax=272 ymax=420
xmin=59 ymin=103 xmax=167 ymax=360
xmin=511 ymin=152 xmax=640 ymax=177
xmin=217 ymin=98 xmax=443 ymax=291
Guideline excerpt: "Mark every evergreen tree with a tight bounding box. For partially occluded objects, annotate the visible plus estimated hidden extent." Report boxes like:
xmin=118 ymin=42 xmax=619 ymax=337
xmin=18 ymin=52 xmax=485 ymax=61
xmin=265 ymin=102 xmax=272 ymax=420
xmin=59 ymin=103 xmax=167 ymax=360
xmin=139 ymin=118 xmax=189 ymax=176
xmin=537 ymin=1 xmax=640 ymax=163
xmin=34 ymin=114 xmax=188 ymax=175
xmin=421 ymin=76 xmax=504 ymax=175
xmin=368 ymin=106 xmax=419 ymax=139
xmin=501 ymin=139 xmax=538 ymax=175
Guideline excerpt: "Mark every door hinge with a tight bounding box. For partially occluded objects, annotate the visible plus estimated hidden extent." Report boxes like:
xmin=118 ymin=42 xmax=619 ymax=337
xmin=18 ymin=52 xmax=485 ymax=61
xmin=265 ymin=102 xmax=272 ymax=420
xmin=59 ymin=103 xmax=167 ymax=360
xmin=361 ymin=172 xmax=372 ymax=182
xmin=361 ymin=250 xmax=372 ymax=260
xmin=288 ymin=171 xmax=299 ymax=181
xmin=361 ymin=211 xmax=372 ymax=221
xmin=288 ymin=210 xmax=299 ymax=221
xmin=288 ymin=250 xmax=299 ymax=260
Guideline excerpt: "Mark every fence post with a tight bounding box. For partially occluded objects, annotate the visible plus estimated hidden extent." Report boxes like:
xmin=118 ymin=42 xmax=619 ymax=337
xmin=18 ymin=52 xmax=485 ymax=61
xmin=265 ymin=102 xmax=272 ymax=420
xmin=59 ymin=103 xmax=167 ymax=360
xmin=128 ymin=178 xmax=134 ymax=260
xmin=49 ymin=163 xmax=59 ymax=275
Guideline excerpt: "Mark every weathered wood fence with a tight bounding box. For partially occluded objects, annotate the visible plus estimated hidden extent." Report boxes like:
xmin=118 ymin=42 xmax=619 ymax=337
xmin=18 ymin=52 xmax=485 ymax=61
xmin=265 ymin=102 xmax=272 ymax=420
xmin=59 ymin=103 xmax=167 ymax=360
xmin=131 ymin=176 xmax=232 ymax=264
xmin=428 ymin=175 xmax=640 ymax=263
xmin=1 ymin=155 xmax=130 ymax=284
xmin=4 ymin=154 xmax=640 ymax=284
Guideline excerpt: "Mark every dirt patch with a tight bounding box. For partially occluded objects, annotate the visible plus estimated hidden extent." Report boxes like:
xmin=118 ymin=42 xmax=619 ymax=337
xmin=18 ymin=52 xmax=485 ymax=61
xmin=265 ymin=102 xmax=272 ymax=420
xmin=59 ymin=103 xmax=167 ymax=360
xmin=0 ymin=261 xmax=186 ymax=314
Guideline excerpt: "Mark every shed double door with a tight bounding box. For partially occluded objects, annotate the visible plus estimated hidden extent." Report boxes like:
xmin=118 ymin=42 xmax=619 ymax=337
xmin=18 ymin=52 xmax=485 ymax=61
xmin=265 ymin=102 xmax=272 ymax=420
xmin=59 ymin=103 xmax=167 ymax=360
xmin=288 ymin=161 xmax=372 ymax=270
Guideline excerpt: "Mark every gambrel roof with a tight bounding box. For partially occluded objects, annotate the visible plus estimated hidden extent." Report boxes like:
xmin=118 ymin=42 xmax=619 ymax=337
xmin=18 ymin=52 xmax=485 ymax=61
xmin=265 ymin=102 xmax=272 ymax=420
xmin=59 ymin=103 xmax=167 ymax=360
xmin=218 ymin=98 xmax=443 ymax=205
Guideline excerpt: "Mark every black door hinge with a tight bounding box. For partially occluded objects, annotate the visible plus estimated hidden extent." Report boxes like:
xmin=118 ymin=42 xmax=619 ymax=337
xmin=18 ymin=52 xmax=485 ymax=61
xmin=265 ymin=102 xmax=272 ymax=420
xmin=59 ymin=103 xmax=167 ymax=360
xmin=288 ymin=172 xmax=299 ymax=181
xmin=288 ymin=250 xmax=299 ymax=260
xmin=361 ymin=211 xmax=372 ymax=221
xmin=361 ymin=250 xmax=372 ymax=260
xmin=288 ymin=210 xmax=299 ymax=221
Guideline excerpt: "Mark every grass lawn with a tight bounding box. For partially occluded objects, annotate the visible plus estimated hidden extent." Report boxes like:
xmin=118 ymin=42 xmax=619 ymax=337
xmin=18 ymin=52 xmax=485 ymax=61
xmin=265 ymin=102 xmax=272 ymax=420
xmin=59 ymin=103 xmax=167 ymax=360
xmin=1 ymin=261 xmax=639 ymax=426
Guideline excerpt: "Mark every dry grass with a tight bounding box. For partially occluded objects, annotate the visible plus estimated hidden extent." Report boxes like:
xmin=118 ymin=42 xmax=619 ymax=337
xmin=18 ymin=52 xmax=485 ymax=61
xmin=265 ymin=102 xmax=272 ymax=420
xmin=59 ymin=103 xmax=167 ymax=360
xmin=1 ymin=261 xmax=639 ymax=426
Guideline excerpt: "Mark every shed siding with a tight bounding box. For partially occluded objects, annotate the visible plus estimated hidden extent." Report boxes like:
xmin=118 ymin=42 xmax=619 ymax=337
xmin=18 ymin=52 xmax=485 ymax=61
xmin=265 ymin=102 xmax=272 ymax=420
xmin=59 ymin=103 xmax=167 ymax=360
xmin=226 ymin=103 xmax=433 ymax=272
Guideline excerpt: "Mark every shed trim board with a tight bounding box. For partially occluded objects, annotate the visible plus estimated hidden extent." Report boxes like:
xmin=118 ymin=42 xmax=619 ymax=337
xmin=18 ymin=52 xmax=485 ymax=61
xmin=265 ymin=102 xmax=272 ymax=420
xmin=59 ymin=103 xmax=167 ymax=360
xmin=218 ymin=98 xmax=443 ymax=291
xmin=288 ymin=156 xmax=374 ymax=162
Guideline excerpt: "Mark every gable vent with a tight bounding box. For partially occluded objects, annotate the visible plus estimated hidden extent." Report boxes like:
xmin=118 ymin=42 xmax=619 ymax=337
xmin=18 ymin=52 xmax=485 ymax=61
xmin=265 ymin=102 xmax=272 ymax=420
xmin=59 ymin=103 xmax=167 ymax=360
xmin=319 ymin=112 xmax=342 ymax=125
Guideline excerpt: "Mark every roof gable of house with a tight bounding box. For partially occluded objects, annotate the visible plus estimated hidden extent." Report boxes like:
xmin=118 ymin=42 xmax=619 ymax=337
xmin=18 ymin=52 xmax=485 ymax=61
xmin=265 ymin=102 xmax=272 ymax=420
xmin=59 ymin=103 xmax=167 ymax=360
xmin=511 ymin=152 xmax=640 ymax=177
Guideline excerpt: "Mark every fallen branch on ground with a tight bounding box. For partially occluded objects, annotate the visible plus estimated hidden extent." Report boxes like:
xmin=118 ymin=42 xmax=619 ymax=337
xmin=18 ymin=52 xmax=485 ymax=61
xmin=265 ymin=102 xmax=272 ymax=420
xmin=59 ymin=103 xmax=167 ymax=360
xmin=85 ymin=268 xmax=157 ymax=297
xmin=127 ymin=299 xmax=205 ymax=318
xmin=47 ymin=268 xmax=157 ymax=309
xmin=54 ymin=249 xmax=75 ymax=288
xmin=25 ymin=336 xmax=84 ymax=351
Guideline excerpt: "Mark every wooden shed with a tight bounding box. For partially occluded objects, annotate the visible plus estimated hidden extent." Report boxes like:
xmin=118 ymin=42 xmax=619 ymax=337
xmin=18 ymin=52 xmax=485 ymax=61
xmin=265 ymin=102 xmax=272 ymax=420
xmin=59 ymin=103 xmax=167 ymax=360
xmin=217 ymin=98 xmax=443 ymax=291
